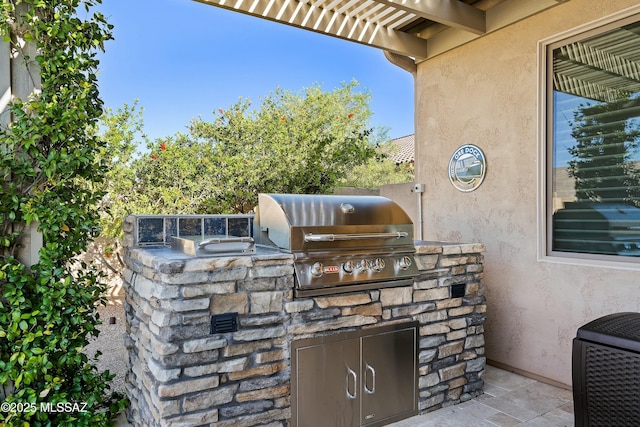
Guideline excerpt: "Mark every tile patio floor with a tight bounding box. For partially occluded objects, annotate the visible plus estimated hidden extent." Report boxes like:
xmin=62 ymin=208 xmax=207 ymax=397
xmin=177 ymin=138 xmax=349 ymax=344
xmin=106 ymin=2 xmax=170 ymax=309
xmin=388 ymin=365 xmax=574 ymax=427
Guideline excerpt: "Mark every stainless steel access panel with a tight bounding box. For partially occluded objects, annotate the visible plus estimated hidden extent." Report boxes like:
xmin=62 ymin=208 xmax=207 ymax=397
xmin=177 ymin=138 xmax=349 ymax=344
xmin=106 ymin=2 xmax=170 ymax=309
xmin=291 ymin=322 xmax=418 ymax=427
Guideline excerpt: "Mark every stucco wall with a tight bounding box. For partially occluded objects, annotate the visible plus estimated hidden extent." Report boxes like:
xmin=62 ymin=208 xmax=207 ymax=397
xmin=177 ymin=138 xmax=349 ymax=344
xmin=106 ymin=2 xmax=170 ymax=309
xmin=415 ymin=0 xmax=640 ymax=386
xmin=380 ymin=182 xmax=422 ymax=239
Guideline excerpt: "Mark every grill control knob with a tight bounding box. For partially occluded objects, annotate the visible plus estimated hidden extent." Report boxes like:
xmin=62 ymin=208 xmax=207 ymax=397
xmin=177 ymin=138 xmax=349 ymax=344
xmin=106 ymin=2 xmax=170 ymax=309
xmin=342 ymin=261 xmax=355 ymax=274
xmin=398 ymin=256 xmax=412 ymax=270
xmin=371 ymin=258 xmax=385 ymax=272
xmin=310 ymin=262 xmax=324 ymax=277
xmin=357 ymin=259 xmax=369 ymax=272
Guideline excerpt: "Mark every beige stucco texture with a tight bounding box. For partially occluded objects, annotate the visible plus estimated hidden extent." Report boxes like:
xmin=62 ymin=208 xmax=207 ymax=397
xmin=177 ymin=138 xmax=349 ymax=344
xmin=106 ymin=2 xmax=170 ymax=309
xmin=414 ymin=0 xmax=640 ymax=387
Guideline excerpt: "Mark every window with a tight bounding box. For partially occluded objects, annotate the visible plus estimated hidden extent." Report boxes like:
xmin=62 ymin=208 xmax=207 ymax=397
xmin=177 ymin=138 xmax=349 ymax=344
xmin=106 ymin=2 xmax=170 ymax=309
xmin=546 ymin=12 xmax=640 ymax=262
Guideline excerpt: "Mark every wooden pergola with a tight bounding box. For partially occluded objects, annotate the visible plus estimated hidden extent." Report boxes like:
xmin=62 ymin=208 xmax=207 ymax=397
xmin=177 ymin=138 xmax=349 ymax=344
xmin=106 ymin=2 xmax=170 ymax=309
xmin=194 ymin=0 xmax=568 ymax=62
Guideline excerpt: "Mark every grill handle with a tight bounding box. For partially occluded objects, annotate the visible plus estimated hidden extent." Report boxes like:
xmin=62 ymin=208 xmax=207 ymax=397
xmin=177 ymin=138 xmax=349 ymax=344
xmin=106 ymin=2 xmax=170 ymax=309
xmin=304 ymin=232 xmax=408 ymax=242
xmin=364 ymin=363 xmax=376 ymax=394
xmin=346 ymin=367 xmax=357 ymax=400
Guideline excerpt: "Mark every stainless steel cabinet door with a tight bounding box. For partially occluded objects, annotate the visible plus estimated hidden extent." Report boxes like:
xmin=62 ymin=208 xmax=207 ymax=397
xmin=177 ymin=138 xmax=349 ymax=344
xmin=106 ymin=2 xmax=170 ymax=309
xmin=361 ymin=327 xmax=418 ymax=426
xmin=293 ymin=337 xmax=361 ymax=427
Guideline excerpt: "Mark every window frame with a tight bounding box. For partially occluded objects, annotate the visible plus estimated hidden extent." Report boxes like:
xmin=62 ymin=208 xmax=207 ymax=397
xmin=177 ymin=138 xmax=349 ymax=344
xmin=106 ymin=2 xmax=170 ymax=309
xmin=538 ymin=5 xmax=640 ymax=269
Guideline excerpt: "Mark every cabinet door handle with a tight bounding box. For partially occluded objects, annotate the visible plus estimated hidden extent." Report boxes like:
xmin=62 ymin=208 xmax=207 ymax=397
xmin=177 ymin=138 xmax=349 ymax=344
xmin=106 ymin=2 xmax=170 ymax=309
xmin=364 ymin=364 xmax=376 ymax=394
xmin=346 ymin=367 xmax=357 ymax=400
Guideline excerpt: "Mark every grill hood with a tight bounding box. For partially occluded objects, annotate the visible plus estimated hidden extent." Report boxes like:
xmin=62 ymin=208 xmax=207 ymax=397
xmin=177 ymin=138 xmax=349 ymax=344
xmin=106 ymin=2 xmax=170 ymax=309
xmin=254 ymin=193 xmax=419 ymax=297
xmin=255 ymin=193 xmax=415 ymax=252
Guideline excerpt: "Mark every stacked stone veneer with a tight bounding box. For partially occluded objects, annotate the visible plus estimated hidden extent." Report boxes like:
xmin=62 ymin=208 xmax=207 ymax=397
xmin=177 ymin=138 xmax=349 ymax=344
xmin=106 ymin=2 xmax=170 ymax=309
xmin=122 ymin=222 xmax=486 ymax=426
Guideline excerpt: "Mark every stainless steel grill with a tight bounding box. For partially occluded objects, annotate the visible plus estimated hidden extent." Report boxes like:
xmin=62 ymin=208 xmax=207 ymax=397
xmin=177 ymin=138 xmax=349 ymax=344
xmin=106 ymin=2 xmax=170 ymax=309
xmin=255 ymin=193 xmax=419 ymax=297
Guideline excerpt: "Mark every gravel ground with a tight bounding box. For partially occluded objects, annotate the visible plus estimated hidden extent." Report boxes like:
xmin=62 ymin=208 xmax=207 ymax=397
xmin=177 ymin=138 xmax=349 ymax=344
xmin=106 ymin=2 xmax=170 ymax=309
xmin=83 ymin=280 xmax=132 ymax=425
xmin=84 ymin=280 xmax=128 ymax=393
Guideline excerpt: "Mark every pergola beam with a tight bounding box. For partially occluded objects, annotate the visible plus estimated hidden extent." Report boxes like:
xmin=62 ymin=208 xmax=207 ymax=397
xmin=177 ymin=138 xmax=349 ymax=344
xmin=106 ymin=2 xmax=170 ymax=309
xmin=373 ymin=0 xmax=486 ymax=34
xmin=195 ymin=0 xmax=429 ymax=59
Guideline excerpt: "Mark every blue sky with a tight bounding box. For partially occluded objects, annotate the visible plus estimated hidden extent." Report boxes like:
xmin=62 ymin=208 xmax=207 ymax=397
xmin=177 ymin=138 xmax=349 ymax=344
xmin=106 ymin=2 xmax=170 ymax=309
xmin=95 ymin=0 xmax=415 ymax=142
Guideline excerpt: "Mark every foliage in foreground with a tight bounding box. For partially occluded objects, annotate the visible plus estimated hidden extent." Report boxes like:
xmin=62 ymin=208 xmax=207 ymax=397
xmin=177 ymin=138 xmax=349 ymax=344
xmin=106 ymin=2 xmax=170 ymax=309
xmin=0 ymin=1 xmax=127 ymax=425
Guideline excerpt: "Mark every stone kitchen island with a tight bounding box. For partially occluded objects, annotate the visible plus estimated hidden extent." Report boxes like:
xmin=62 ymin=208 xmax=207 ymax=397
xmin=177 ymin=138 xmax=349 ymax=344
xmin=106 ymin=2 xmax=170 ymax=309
xmin=121 ymin=216 xmax=487 ymax=426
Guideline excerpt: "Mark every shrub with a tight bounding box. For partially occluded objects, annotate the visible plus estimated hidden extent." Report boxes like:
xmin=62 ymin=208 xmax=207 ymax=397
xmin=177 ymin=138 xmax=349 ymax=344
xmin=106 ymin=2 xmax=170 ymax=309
xmin=0 ymin=1 xmax=127 ymax=425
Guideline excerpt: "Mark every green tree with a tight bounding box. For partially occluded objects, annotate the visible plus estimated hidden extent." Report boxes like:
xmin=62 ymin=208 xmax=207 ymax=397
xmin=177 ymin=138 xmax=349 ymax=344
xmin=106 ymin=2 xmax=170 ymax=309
xmin=340 ymin=139 xmax=414 ymax=189
xmin=91 ymin=101 xmax=148 ymax=273
xmin=188 ymin=81 xmax=377 ymax=212
xmin=0 ymin=1 xmax=126 ymax=425
xmin=568 ymin=97 xmax=640 ymax=204
xmin=101 ymin=81 xmax=379 ymax=220
xmin=98 ymin=102 xmax=148 ymax=234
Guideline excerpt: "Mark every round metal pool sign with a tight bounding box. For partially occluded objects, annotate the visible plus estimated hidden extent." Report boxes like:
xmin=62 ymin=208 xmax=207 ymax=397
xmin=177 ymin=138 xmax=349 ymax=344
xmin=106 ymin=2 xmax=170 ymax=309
xmin=448 ymin=144 xmax=486 ymax=192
